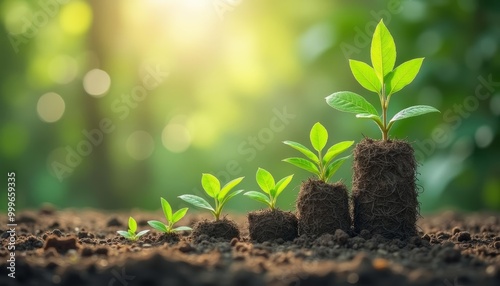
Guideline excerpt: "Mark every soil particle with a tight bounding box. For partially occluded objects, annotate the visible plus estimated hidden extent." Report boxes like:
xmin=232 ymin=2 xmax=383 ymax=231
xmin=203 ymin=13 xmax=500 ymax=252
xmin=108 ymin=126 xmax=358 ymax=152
xmin=191 ymin=218 xmax=239 ymax=241
xmin=43 ymin=235 xmax=79 ymax=254
xmin=106 ymin=217 xmax=122 ymax=227
xmin=352 ymin=138 xmax=419 ymax=240
xmin=247 ymin=209 xmax=298 ymax=243
xmin=296 ymin=179 xmax=351 ymax=236
xmin=457 ymin=231 xmax=472 ymax=242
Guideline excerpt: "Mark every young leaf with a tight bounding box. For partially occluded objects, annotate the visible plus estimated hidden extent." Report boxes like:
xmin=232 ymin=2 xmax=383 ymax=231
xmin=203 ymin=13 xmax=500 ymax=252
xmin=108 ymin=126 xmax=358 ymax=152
xmin=386 ymin=58 xmax=424 ymax=95
xmin=244 ymin=191 xmax=272 ymax=207
xmin=136 ymin=230 xmax=150 ymax=238
xmin=173 ymin=226 xmax=193 ymax=232
xmin=282 ymin=141 xmax=319 ymax=163
xmin=117 ymin=230 xmax=133 ymax=239
xmin=171 ymin=208 xmax=188 ymax=224
xmin=256 ymin=168 xmax=275 ymax=194
xmin=310 ymin=122 xmax=328 ymax=152
xmin=325 ymin=156 xmax=350 ymax=181
xmin=218 ymin=176 xmax=244 ymax=201
xmin=147 ymin=220 xmax=169 ymax=233
xmin=201 ymin=173 xmax=220 ymax=198
xmin=389 ymin=105 xmax=440 ymax=124
xmin=178 ymin=195 xmax=215 ymax=212
xmin=160 ymin=197 xmax=173 ymax=223
xmin=128 ymin=217 xmax=137 ymax=233
xmin=283 ymin=157 xmax=319 ymax=175
xmin=220 ymin=189 xmax=244 ymax=206
xmin=326 ymin=91 xmax=378 ymax=116
xmin=273 ymin=175 xmax=293 ymax=199
xmin=371 ymin=20 xmax=396 ymax=82
xmin=349 ymin=59 xmax=382 ymax=93
xmin=322 ymin=141 xmax=354 ymax=165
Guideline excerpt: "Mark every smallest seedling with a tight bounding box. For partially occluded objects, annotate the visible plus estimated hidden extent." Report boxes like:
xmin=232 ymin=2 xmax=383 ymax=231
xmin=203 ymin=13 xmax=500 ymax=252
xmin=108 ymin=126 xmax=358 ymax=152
xmin=244 ymin=168 xmax=293 ymax=210
xmin=117 ymin=217 xmax=150 ymax=241
xmin=148 ymin=197 xmax=192 ymax=233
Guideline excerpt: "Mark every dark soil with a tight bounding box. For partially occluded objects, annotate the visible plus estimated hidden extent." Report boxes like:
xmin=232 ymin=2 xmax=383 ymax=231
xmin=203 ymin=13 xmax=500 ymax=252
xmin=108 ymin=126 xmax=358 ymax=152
xmin=353 ymin=138 xmax=419 ymax=239
xmin=248 ymin=209 xmax=298 ymax=243
xmin=1 ymin=209 xmax=499 ymax=286
xmin=297 ymin=179 xmax=351 ymax=236
xmin=191 ymin=218 xmax=240 ymax=241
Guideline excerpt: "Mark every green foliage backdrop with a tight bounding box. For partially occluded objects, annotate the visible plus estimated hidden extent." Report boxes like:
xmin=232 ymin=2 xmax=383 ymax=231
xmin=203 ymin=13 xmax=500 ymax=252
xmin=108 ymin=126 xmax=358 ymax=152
xmin=1 ymin=0 xmax=499 ymax=213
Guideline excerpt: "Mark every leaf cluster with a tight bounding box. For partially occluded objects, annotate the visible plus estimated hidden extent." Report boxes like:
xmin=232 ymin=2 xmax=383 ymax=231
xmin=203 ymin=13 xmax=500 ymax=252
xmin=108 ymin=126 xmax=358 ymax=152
xmin=326 ymin=20 xmax=439 ymax=141
xmin=244 ymin=168 xmax=293 ymax=209
xmin=117 ymin=217 xmax=150 ymax=241
xmin=147 ymin=197 xmax=192 ymax=233
xmin=283 ymin=122 xmax=353 ymax=182
xmin=179 ymin=174 xmax=244 ymax=221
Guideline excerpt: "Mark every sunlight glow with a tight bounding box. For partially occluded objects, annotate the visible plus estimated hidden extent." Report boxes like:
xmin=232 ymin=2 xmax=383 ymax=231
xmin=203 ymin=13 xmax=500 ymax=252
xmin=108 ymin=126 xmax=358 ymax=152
xmin=126 ymin=131 xmax=155 ymax=160
xmin=59 ymin=0 xmax=93 ymax=35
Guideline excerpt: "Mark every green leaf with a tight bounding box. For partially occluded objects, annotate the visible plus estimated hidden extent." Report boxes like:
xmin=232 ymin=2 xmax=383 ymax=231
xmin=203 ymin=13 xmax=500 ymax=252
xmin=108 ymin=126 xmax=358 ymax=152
xmin=244 ymin=191 xmax=272 ymax=207
xmin=178 ymin=195 xmax=215 ymax=212
xmin=349 ymin=59 xmax=382 ymax=93
xmin=322 ymin=141 xmax=354 ymax=165
xmin=171 ymin=208 xmax=188 ymax=224
xmin=326 ymin=91 xmax=378 ymax=116
xmin=325 ymin=156 xmax=350 ymax=182
xmin=128 ymin=217 xmax=137 ymax=233
xmin=136 ymin=230 xmax=150 ymax=238
xmin=147 ymin=220 xmax=169 ymax=233
xmin=117 ymin=230 xmax=133 ymax=239
xmin=173 ymin=226 xmax=193 ymax=232
xmin=386 ymin=58 xmax=424 ymax=95
xmin=256 ymin=168 xmax=275 ymax=194
xmin=283 ymin=157 xmax=320 ymax=176
xmin=371 ymin=19 xmax=396 ymax=83
xmin=218 ymin=176 xmax=244 ymax=201
xmin=389 ymin=105 xmax=440 ymax=124
xmin=160 ymin=197 xmax=173 ymax=223
xmin=220 ymin=189 xmax=244 ymax=208
xmin=273 ymin=175 xmax=293 ymax=199
xmin=310 ymin=122 xmax=328 ymax=152
xmin=201 ymin=173 xmax=220 ymax=198
xmin=282 ymin=141 xmax=319 ymax=163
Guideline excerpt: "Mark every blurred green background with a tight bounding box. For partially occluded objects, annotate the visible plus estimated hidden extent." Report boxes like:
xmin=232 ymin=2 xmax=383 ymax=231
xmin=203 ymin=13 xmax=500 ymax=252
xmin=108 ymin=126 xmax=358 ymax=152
xmin=1 ymin=0 xmax=499 ymax=214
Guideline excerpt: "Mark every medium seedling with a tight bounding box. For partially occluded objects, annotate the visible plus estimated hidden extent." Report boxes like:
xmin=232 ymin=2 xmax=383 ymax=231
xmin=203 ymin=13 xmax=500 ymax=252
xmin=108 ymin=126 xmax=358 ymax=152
xmin=117 ymin=216 xmax=150 ymax=241
xmin=244 ymin=168 xmax=293 ymax=210
xmin=283 ymin=122 xmax=353 ymax=182
xmin=179 ymin=174 xmax=244 ymax=221
xmin=147 ymin=197 xmax=192 ymax=233
xmin=326 ymin=20 xmax=439 ymax=141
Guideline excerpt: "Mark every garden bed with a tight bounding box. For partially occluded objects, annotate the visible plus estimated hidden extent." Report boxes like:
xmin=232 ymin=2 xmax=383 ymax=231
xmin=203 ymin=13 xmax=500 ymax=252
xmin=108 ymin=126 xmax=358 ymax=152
xmin=1 ymin=208 xmax=499 ymax=286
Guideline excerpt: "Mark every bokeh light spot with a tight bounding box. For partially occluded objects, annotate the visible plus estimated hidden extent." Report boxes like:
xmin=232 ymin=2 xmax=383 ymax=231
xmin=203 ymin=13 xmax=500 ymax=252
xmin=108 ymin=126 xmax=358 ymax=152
xmin=417 ymin=30 xmax=442 ymax=56
xmin=83 ymin=69 xmax=111 ymax=97
xmin=2 ymin=2 xmax=31 ymax=34
xmin=48 ymin=55 xmax=78 ymax=84
xmin=162 ymin=123 xmax=191 ymax=153
xmin=37 ymin=92 xmax=65 ymax=123
xmin=475 ymin=125 xmax=494 ymax=148
xmin=126 ymin=131 xmax=155 ymax=160
xmin=59 ymin=0 xmax=93 ymax=35
xmin=490 ymin=94 xmax=500 ymax=116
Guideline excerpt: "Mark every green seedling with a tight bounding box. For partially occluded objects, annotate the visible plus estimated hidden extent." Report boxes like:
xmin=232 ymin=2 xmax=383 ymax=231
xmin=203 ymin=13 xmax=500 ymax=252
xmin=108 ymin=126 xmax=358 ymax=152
xmin=117 ymin=216 xmax=150 ymax=241
xmin=326 ymin=20 xmax=439 ymax=141
xmin=147 ymin=197 xmax=192 ymax=233
xmin=283 ymin=122 xmax=353 ymax=182
xmin=179 ymin=174 xmax=244 ymax=221
xmin=244 ymin=168 xmax=293 ymax=210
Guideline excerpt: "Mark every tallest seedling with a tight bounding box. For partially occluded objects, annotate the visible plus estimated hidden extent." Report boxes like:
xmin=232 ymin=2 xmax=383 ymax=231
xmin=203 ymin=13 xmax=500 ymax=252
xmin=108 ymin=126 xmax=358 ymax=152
xmin=326 ymin=20 xmax=439 ymax=140
xmin=326 ymin=20 xmax=439 ymax=239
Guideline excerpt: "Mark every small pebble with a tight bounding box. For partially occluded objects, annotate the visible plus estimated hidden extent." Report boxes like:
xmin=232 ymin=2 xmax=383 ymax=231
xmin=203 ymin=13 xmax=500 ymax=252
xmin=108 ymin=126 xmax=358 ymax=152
xmin=457 ymin=231 xmax=471 ymax=242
